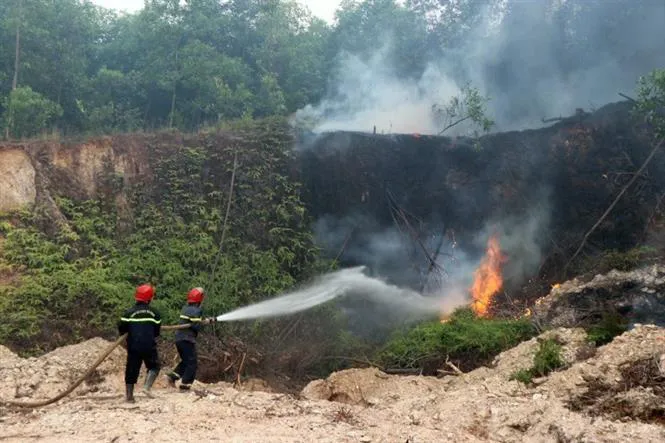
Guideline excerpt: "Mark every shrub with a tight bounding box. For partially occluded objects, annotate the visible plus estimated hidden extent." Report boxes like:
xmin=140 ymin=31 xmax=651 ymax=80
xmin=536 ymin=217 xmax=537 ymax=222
xmin=510 ymin=338 xmax=565 ymax=385
xmin=595 ymin=247 xmax=658 ymax=273
xmin=376 ymin=307 xmax=537 ymax=373
xmin=586 ymin=312 xmax=629 ymax=346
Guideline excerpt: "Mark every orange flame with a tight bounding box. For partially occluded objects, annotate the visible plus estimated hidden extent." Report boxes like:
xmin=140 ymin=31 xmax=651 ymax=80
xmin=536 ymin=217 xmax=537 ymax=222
xmin=470 ymin=235 xmax=506 ymax=317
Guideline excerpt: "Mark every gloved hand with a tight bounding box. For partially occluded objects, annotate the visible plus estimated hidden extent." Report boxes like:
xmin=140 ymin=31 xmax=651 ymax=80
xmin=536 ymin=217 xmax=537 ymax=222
xmin=203 ymin=317 xmax=216 ymax=325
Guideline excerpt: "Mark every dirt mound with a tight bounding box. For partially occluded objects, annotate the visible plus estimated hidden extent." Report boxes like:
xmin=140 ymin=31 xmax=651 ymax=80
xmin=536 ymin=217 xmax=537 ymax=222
xmin=0 ymin=337 xmax=125 ymax=402
xmin=2 ymin=326 xmax=665 ymax=442
xmin=301 ymin=367 xmax=446 ymax=405
xmin=488 ymin=327 xmax=591 ymax=379
xmin=0 ymin=345 xmax=19 ymax=363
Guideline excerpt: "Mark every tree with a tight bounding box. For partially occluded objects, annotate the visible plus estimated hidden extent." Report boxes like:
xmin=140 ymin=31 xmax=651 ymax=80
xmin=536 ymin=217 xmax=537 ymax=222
xmin=432 ymin=83 xmax=494 ymax=135
xmin=331 ymin=0 xmax=430 ymax=80
xmin=637 ymin=69 xmax=665 ymax=138
xmin=2 ymin=86 xmax=63 ymax=138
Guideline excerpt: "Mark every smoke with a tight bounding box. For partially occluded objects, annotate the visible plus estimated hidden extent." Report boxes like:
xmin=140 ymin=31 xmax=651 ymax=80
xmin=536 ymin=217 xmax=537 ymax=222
xmin=475 ymin=201 xmax=552 ymax=284
xmin=290 ymin=0 xmax=662 ymax=334
xmin=312 ymin=188 xmax=551 ymax=302
xmin=295 ymin=0 xmax=665 ymax=134
xmin=295 ymin=45 xmax=463 ymax=135
xmin=461 ymin=0 xmax=665 ymax=130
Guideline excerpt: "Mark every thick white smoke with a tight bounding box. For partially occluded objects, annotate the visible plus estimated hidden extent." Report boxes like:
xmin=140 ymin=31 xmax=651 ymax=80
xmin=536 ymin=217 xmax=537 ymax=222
xmin=295 ymin=45 xmax=463 ymax=135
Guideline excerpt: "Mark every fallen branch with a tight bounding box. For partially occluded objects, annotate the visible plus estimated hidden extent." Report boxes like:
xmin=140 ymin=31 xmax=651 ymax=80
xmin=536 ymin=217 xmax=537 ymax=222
xmin=564 ymin=137 xmax=665 ymax=275
xmin=445 ymin=356 xmax=464 ymax=376
xmin=541 ymin=116 xmax=564 ymax=124
xmin=235 ymin=352 xmax=247 ymax=387
xmin=618 ymin=92 xmax=637 ymax=103
xmin=383 ymin=368 xmax=423 ymax=375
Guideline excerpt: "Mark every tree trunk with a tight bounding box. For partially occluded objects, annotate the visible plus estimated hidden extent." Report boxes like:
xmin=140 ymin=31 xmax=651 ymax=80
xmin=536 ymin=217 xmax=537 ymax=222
xmin=168 ymin=49 xmax=178 ymax=129
xmin=6 ymin=0 xmax=22 ymax=140
xmin=12 ymin=2 xmax=20 ymax=90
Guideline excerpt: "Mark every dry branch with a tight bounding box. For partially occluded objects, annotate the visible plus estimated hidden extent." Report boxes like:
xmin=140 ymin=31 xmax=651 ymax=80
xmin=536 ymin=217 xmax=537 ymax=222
xmin=438 ymin=115 xmax=471 ymax=135
xmin=564 ymin=137 xmax=665 ymax=275
xmin=235 ymin=352 xmax=247 ymax=386
xmin=445 ymin=356 xmax=464 ymax=376
xmin=207 ymin=146 xmax=239 ymax=298
xmin=618 ymin=92 xmax=637 ymax=103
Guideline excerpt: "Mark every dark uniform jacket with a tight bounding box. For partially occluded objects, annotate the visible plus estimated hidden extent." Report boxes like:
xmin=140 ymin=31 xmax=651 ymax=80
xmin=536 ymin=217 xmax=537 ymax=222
xmin=175 ymin=304 xmax=203 ymax=343
xmin=118 ymin=302 xmax=162 ymax=352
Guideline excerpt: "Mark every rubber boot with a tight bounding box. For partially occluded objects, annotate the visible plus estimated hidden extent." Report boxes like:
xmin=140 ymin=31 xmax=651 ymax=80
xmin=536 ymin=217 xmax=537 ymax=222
xmin=165 ymin=372 xmax=179 ymax=388
xmin=142 ymin=369 xmax=159 ymax=398
xmin=125 ymin=384 xmax=135 ymax=403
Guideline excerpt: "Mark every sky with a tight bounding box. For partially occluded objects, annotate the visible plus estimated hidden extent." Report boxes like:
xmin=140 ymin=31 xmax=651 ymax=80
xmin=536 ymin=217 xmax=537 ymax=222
xmin=90 ymin=0 xmax=343 ymax=23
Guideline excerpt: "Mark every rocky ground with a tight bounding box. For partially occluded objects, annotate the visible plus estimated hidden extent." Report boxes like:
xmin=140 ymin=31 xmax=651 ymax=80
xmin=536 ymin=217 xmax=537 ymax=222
xmin=533 ymin=264 xmax=665 ymax=328
xmin=1 ymin=324 xmax=664 ymax=442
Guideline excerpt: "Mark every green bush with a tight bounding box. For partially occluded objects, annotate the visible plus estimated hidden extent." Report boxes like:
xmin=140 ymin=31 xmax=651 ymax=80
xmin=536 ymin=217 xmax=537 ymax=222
xmin=2 ymin=86 xmax=63 ymax=139
xmin=376 ymin=307 xmax=536 ymax=373
xmin=586 ymin=312 xmax=628 ymax=346
xmin=510 ymin=338 xmax=565 ymax=385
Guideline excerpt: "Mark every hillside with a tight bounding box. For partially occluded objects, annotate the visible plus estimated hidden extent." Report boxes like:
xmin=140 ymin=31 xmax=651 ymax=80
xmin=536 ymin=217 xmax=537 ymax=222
xmin=1 ymin=100 xmax=664 ymax=355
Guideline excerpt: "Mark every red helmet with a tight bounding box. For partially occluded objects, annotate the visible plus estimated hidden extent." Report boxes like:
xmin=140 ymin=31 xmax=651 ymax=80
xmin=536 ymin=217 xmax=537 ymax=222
xmin=187 ymin=287 xmax=205 ymax=304
xmin=135 ymin=284 xmax=155 ymax=303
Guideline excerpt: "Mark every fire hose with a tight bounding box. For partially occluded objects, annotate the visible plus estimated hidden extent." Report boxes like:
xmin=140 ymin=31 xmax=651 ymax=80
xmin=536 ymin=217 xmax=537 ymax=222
xmin=0 ymin=323 xmax=192 ymax=409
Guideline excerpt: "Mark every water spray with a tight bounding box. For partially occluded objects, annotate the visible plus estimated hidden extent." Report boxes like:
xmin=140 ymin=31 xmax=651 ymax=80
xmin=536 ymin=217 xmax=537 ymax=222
xmin=215 ymin=266 xmax=445 ymax=322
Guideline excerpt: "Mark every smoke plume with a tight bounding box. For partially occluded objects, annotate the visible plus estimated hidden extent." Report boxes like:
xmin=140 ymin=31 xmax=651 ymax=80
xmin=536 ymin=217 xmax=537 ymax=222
xmin=295 ymin=0 xmax=665 ymax=134
xmin=295 ymin=46 xmax=463 ymax=135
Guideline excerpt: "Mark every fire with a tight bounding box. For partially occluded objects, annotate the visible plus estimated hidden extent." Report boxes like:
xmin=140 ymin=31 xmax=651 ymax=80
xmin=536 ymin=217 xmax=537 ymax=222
xmin=469 ymin=235 xmax=506 ymax=318
xmin=440 ymin=313 xmax=452 ymax=324
xmin=552 ymin=283 xmax=561 ymax=290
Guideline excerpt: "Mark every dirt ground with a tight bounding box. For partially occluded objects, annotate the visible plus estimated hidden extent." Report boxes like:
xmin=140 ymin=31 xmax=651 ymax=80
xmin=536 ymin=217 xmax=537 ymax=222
xmin=1 ymin=326 xmax=665 ymax=442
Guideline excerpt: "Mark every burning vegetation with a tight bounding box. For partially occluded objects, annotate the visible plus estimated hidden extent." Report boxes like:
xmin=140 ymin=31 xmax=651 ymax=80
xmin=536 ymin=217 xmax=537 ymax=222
xmin=470 ymin=234 xmax=507 ymax=318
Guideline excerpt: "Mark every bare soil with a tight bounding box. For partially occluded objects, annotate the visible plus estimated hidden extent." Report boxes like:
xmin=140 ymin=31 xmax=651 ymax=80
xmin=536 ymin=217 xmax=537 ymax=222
xmin=1 ymin=325 xmax=665 ymax=442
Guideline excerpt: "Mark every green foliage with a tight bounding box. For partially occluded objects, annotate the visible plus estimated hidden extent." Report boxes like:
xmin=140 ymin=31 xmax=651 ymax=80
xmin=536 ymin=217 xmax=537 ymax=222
xmin=636 ymin=68 xmax=665 ymax=137
xmin=532 ymin=338 xmax=565 ymax=376
xmin=2 ymin=86 xmax=63 ymax=138
xmin=376 ymin=307 xmax=536 ymax=371
xmin=586 ymin=313 xmax=628 ymax=346
xmin=0 ymin=0 xmax=661 ymax=138
xmin=510 ymin=369 xmax=534 ymax=384
xmin=510 ymin=338 xmax=565 ymax=385
xmin=0 ymin=123 xmax=322 ymax=354
xmin=432 ymin=84 xmax=495 ymax=136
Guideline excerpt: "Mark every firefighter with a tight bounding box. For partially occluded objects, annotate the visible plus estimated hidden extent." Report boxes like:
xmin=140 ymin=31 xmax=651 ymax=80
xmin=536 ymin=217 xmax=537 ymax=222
xmin=166 ymin=287 xmax=214 ymax=391
xmin=118 ymin=284 xmax=162 ymax=402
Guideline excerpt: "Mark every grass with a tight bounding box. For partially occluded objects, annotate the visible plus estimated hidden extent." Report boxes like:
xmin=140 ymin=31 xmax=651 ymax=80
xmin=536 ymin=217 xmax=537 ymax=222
xmin=510 ymin=338 xmax=565 ymax=385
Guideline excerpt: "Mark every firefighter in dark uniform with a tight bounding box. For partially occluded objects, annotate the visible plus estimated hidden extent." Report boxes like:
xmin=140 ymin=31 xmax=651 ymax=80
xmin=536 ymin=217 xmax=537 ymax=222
xmin=118 ymin=284 xmax=162 ymax=402
xmin=166 ymin=287 xmax=214 ymax=390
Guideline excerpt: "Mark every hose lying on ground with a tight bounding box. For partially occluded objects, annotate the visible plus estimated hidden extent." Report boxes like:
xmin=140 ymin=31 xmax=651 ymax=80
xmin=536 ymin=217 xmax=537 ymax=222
xmin=0 ymin=324 xmax=191 ymax=408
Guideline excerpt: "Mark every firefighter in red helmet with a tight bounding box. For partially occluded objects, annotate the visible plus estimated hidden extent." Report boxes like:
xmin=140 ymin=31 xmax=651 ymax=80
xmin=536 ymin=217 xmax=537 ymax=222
xmin=166 ymin=287 xmax=215 ymax=390
xmin=118 ymin=284 xmax=162 ymax=402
